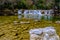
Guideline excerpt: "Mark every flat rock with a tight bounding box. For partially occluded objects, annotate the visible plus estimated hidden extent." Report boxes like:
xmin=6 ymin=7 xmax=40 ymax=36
xmin=55 ymin=21 xmax=60 ymax=24
xmin=20 ymin=21 xmax=30 ymax=24
xmin=29 ymin=26 xmax=59 ymax=40
xmin=29 ymin=28 xmax=43 ymax=35
xmin=13 ymin=21 xmax=18 ymax=24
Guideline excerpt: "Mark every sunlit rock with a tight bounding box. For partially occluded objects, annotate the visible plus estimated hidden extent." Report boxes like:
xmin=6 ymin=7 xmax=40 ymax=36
xmin=29 ymin=27 xmax=59 ymax=40
xmin=55 ymin=21 xmax=60 ymax=24
xmin=29 ymin=28 xmax=43 ymax=40
xmin=29 ymin=28 xmax=43 ymax=35
xmin=20 ymin=21 xmax=30 ymax=24
xmin=43 ymin=27 xmax=59 ymax=40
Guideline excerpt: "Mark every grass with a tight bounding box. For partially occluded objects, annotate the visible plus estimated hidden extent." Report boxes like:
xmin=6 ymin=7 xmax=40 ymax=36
xmin=0 ymin=16 xmax=60 ymax=40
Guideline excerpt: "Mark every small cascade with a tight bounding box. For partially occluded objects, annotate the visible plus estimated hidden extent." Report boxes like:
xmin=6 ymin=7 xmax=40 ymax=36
xmin=18 ymin=10 xmax=53 ymax=21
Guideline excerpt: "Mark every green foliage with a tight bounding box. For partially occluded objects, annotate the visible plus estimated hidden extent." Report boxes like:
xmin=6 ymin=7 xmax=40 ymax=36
xmin=0 ymin=0 xmax=54 ymax=9
xmin=35 ymin=0 xmax=45 ymax=9
xmin=4 ymin=2 xmax=12 ymax=9
xmin=28 ymin=5 xmax=37 ymax=9
xmin=17 ymin=1 xmax=27 ymax=9
xmin=55 ymin=0 xmax=60 ymax=2
xmin=46 ymin=3 xmax=53 ymax=9
xmin=55 ymin=0 xmax=60 ymax=10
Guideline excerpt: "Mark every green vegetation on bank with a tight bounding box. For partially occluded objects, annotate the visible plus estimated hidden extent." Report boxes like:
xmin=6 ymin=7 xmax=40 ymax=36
xmin=0 ymin=0 xmax=55 ymax=10
xmin=0 ymin=0 xmax=59 ymax=10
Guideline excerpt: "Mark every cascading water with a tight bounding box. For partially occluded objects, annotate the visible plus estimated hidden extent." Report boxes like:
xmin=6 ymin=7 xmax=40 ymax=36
xmin=18 ymin=10 xmax=22 ymax=19
xmin=18 ymin=10 xmax=53 ymax=21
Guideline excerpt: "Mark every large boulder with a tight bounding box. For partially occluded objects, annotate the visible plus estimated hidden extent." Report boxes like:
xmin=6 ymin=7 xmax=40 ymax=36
xmin=43 ymin=27 xmax=59 ymax=40
xmin=29 ymin=28 xmax=43 ymax=40
xmin=29 ymin=27 xmax=59 ymax=40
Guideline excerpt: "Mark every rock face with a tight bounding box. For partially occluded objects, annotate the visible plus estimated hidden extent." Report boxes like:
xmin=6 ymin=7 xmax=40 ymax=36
xmin=29 ymin=27 xmax=59 ymax=40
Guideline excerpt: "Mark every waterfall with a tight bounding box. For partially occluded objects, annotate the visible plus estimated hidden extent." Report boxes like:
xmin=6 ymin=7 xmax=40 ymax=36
xmin=18 ymin=10 xmax=53 ymax=20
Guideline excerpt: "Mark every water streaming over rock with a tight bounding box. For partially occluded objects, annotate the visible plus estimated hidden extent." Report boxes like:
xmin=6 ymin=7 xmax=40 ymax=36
xmin=18 ymin=10 xmax=53 ymax=21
